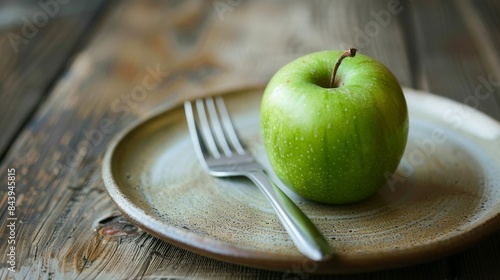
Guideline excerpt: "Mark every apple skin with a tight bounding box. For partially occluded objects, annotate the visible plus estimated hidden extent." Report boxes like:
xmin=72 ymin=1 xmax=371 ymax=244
xmin=260 ymin=50 xmax=408 ymax=204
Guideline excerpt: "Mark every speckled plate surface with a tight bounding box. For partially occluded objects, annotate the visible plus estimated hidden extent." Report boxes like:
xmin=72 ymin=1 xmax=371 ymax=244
xmin=102 ymin=87 xmax=500 ymax=273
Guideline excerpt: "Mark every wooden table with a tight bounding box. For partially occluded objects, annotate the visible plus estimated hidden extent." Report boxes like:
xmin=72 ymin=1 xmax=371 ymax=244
xmin=1 ymin=0 xmax=499 ymax=278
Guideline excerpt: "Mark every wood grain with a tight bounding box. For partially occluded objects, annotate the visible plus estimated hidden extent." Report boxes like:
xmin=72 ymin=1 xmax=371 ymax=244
xmin=404 ymin=0 xmax=500 ymax=118
xmin=0 ymin=0 xmax=107 ymax=160
xmin=0 ymin=0 xmax=498 ymax=278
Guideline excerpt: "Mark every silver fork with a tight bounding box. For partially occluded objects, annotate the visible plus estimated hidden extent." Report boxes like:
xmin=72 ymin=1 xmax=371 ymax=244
xmin=184 ymin=96 xmax=333 ymax=261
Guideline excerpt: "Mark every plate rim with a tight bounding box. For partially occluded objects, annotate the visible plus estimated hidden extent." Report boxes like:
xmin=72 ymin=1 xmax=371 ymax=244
xmin=102 ymin=86 xmax=500 ymax=273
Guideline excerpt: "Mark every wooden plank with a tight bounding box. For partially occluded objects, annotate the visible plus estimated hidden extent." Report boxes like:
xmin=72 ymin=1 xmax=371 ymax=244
xmin=404 ymin=0 xmax=500 ymax=120
xmin=458 ymin=0 xmax=500 ymax=80
xmin=0 ymin=0 xmax=107 ymax=159
xmin=450 ymin=235 xmax=500 ymax=279
xmin=4 ymin=0 xmax=492 ymax=278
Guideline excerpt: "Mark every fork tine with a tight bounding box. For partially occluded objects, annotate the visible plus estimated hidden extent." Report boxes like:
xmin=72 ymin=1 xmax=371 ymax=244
xmin=184 ymin=101 xmax=210 ymax=167
xmin=215 ymin=96 xmax=246 ymax=155
xmin=205 ymin=97 xmax=233 ymax=157
xmin=195 ymin=99 xmax=221 ymax=158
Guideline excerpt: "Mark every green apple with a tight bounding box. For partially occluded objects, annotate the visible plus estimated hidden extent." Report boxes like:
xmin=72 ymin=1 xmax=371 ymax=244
xmin=260 ymin=49 xmax=408 ymax=204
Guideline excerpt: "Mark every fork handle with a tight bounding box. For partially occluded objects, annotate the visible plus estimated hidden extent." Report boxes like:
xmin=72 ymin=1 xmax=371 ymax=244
xmin=245 ymin=170 xmax=333 ymax=261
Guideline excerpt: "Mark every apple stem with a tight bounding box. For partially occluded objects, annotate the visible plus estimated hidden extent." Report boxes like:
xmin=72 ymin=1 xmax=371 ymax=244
xmin=329 ymin=48 xmax=358 ymax=88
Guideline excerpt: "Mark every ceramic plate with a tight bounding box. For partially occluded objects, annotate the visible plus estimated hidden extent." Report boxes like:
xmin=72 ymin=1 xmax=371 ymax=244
xmin=102 ymin=87 xmax=500 ymax=273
